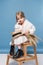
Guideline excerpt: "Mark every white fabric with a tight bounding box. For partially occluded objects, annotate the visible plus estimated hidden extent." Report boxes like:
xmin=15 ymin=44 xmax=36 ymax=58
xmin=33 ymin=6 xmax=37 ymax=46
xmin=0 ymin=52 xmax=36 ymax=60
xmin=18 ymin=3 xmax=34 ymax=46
xmin=10 ymin=36 xmax=28 ymax=45
xmin=14 ymin=36 xmax=28 ymax=45
xmin=14 ymin=23 xmax=22 ymax=32
xmin=10 ymin=19 xmax=36 ymax=45
xmin=22 ymin=19 xmax=36 ymax=34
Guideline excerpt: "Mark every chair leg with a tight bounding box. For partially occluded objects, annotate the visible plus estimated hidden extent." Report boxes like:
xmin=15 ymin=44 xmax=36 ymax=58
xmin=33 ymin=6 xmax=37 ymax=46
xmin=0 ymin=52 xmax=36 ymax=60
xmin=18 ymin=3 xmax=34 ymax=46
xmin=35 ymin=54 xmax=38 ymax=65
xmin=6 ymin=54 xmax=10 ymax=65
xmin=18 ymin=61 xmax=22 ymax=65
xmin=34 ymin=46 xmax=38 ymax=65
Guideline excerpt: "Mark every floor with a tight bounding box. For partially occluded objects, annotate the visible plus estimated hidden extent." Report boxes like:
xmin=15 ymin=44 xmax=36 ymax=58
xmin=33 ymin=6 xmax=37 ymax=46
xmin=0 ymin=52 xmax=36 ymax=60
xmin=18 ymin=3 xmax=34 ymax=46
xmin=0 ymin=54 xmax=43 ymax=65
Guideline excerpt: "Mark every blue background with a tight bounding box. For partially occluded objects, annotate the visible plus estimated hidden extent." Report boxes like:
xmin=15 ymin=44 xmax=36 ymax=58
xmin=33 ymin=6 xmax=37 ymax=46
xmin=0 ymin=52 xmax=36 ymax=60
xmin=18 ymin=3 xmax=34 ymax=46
xmin=0 ymin=0 xmax=43 ymax=53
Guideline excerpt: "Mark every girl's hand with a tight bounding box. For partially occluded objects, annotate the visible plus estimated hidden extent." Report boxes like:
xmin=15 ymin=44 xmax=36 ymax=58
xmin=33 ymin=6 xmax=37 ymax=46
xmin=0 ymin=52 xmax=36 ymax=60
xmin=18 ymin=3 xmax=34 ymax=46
xmin=25 ymin=31 xmax=29 ymax=36
xmin=22 ymin=31 xmax=30 ymax=36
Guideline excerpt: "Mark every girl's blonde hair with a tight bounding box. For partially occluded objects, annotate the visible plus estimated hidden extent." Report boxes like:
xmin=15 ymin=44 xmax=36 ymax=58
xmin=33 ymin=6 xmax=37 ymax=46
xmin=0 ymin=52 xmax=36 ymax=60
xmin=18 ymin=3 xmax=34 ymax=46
xmin=16 ymin=11 xmax=25 ymax=21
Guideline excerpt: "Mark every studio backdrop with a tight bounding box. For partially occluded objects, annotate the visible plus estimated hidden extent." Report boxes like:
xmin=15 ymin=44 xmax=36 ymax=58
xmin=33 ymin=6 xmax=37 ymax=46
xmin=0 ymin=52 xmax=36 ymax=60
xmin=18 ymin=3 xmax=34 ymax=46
xmin=0 ymin=0 xmax=43 ymax=53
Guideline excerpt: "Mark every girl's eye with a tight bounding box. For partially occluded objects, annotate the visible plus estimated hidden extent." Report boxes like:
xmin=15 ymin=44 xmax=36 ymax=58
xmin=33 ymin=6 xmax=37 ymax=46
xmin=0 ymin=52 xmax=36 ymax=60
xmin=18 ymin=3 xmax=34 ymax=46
xmin=17 ymin=18 xmax=19 ymax=20
xmin=17 ymin=17 xmax=22 ymax=20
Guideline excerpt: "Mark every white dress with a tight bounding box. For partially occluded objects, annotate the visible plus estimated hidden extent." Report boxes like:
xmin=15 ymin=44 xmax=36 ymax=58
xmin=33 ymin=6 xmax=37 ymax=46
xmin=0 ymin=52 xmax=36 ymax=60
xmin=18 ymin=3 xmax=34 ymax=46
xmin=10 ymin=19 xmax=36 ymax=45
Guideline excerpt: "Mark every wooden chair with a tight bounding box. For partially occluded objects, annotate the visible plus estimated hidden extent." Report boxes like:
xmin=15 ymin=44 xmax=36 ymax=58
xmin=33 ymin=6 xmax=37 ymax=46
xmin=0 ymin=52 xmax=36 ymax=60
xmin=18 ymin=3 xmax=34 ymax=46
xmin=6 ymin=32 xmax=38 ymax=65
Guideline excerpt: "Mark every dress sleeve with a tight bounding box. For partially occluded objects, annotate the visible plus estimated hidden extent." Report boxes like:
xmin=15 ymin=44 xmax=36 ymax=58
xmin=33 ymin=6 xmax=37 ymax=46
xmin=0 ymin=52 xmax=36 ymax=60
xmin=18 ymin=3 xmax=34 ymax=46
xmin=14 ymin=23 xmax=22 ymax=32
xmin=22 ymin=20 xmax=36 ymax=34
xmin=29 ymin=24 xmax=36 ymax=34
xmin=27 ymin=21 xmax=36 ymax=34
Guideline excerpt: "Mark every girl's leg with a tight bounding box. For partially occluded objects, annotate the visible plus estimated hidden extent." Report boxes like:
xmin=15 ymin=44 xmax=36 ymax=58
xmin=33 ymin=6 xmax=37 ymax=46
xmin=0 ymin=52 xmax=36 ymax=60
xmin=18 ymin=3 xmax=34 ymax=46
xmin=18 ymin=44 xmax=21 ymax=49
xmin=9 ymin=41 xmax=15 ymax=56
xmin=9 ymin=45 xmax=15 ymax=56
xmin=13 ymin=44 xmax=24 ymax=58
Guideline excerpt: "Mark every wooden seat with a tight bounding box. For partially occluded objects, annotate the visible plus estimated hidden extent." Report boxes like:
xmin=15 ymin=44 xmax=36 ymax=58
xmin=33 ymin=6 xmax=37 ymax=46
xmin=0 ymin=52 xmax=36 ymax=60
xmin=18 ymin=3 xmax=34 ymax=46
xmin=6 ymin=32 xmax=38 ymax=65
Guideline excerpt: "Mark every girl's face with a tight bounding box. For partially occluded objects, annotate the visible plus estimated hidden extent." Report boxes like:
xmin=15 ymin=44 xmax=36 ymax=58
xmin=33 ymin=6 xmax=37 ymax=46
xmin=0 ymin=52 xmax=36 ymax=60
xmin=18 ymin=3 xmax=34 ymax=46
xmin=16 ymin=15 xmax=25 ymax=25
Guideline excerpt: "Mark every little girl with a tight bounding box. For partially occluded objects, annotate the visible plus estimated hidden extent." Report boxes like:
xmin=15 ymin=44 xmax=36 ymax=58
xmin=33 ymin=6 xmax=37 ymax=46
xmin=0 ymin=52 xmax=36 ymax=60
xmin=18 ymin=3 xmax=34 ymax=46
xmin=10 ymin=11 xmax=36 ymax=58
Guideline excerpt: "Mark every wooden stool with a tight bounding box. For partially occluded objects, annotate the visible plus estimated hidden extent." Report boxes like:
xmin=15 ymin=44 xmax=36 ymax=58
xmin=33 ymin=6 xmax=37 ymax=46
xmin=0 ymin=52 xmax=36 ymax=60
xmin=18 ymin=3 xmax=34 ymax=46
xmin=6 ymin=33 xmax=38 ymax=65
